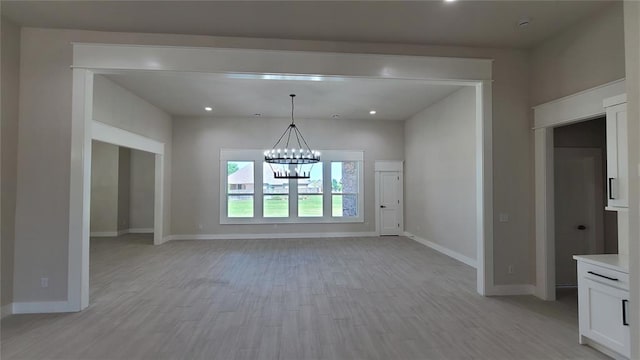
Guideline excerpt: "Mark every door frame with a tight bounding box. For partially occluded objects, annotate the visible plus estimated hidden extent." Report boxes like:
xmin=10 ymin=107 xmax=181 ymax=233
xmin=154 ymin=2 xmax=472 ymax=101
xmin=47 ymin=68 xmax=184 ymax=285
xmin=533 ymin=79 xmax=626 ymax=300
xmin=375 ymin=161 xmax=404 ymax=236
xmin=70 ymin=43 xmax=494 ymax=311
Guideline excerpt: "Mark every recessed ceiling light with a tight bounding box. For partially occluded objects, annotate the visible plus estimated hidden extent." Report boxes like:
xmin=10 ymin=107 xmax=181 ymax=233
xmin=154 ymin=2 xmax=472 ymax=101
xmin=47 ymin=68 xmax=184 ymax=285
xmin=369 ymin=110 xmax=377 ymax=115
xmin=444 ymin=0 xmax=456 ymax=3
xmin=204 ymin=106 xmax=213 ymax=112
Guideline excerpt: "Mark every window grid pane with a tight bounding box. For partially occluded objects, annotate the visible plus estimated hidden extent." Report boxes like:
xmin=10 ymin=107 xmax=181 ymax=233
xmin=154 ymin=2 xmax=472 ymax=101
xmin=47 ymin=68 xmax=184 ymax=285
xmin=264 ymin=195 xmax=289 ymax=218
xmin=228 ymin=195 xmax=254 ymax=217
xmin=227 ymin=161 xmax=254 ymax=217
xmin=298 ymin=195 xmax=323 ymax=217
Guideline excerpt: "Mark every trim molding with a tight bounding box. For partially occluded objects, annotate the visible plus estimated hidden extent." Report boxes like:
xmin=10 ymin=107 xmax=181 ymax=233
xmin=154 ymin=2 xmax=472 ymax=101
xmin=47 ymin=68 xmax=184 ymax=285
xmin=1 ymin=303 xmax=13 ymax=318
xmin=404 ymin=231 xmax=477 ymax=269
xmin=128 ymin=228 xmax=154 ymax=234
xmin=89 ymin=231 xmax=118 ymax=237
xmin=12 ymin=301 xmax=75 ymax=314
xmin=90 ymin=228 xmax=154 ymax=237
xmin=485 ymin=284 xmax=535 ymax=296
xmin=166 ymin=231 xmax=378 ymax=241
xmin=532 ymin=79 xmax=625 ymax=129
xmin=92 ymin=120 xmax=165 ymax=155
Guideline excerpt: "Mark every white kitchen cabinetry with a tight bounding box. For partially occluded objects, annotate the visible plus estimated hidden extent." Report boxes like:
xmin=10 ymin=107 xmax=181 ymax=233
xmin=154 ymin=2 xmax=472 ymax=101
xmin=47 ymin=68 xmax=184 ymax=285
xmin=574 ymin=255 xmax=630 ymax=359
xmin=604 ymin=96 xmax=628 ymax=209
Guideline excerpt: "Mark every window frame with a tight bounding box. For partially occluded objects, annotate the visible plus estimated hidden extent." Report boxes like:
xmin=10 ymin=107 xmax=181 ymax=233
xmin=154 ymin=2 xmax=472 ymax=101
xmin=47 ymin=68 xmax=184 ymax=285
xmin=220 ymin=149 xmax=364 ymax=224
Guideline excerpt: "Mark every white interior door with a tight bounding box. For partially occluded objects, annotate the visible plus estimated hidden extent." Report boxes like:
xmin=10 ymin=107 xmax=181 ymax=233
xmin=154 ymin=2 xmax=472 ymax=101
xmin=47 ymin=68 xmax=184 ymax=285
xmin=554 ymin=147 xmax=604 ymax=287
xmin=378 ymin=171 xmax=401 ymax=236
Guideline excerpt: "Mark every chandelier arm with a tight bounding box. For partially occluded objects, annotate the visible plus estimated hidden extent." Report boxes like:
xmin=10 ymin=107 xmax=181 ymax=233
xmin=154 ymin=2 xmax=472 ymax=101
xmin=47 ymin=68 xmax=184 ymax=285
xmin=285 ymin=126 xmax=293 ymax=149
xmin=272 ymin=125 xmax=291 ymax=149
xmin=294 ymin=125 xmax=314 ymax=152
xmin=293 ymin=125 xmax=303 ymax=149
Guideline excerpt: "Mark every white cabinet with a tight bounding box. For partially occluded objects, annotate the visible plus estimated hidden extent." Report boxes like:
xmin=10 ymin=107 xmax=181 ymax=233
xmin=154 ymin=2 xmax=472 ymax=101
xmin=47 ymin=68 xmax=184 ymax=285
xmin=604 ymin=96 xmax=628 ymax=209
xmin=575 ymin=255 xmax=630 ymax=359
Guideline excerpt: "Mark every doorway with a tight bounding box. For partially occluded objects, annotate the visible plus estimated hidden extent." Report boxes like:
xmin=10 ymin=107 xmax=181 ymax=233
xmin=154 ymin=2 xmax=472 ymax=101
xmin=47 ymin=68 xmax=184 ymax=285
xmin=533 ymin=79 xmax=625 ymax=301
xmin=89 ymin=142 xmax=156 ymax=238
xmin=553 ymin=119 xmax=618 ymax=298
xmin=69 ymin=44 xmax=493 ymax=311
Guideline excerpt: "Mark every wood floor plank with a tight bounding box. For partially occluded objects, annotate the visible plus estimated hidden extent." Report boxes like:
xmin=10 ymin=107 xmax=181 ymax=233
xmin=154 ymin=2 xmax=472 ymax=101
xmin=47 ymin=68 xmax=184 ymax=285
xmin=1 ymin=234 xmax=609 ymax=359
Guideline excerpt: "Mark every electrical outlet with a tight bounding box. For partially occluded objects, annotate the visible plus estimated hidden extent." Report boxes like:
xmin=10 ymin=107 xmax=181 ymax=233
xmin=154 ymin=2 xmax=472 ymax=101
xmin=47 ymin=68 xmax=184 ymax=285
xmin=507 ymin=265 xmax=514 ymax=275
xmin=41 ymin=277 xmax=49 ymax=288
xmin=198 ymin=224 xmax=203 ymax=230
xmin=499 ymin=213 xmax=509 ymax=222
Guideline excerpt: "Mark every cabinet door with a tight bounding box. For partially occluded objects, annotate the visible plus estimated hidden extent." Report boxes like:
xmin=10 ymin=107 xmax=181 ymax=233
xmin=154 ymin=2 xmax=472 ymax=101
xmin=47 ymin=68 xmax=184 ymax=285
xmin=606 ymin=103 xmax=628 ymax=208
xmin=581 ymin=278 xmax=630 ymax=357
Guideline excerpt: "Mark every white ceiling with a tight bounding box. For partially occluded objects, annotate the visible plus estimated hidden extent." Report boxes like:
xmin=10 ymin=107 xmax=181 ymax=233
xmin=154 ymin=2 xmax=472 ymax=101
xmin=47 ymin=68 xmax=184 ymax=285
xmin=104 ymin=71 xmax=463 ymax=121
xmin=2 ymin=1 xmax=613 ymax=49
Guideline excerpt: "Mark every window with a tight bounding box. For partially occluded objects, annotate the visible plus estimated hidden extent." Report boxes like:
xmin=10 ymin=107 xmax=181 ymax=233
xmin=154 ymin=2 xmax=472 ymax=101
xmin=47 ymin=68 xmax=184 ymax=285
xmin=331 ymin=161 xmax=359 ymax=217
xmin=298 ymin=163 xmax=323 ymax=217
xmin=227 ymin=161 xmax=254 ymax=217
xmin=220 ymin=150 xmax=363 ymax=224
xmin=263 ymin=162 xmax=289 ymax=217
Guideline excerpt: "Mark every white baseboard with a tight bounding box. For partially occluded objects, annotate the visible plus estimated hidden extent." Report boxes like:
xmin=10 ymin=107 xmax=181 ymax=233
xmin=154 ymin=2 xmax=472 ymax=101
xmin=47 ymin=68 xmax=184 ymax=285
xmin=12 ymin=301 xmax=75 ymax=314
xmin=581 ymin=337 xmax=626 ymax=360
xmin=1 ymin=303 xmax=13 ymax=318
xmin=90 ymin=231 xmax=118 ymax=237
xmin=486 ymin=284 xmax=536 ymax=296
xmin=128 ymin=228 xmax=154 ymax=234
xmin=403 ymin=231 xmax=477 ymax=268
xmin=91 ymin=228 xmax=154 ymax=237
xmin=166 ymin=231 xmax=378 ymax=241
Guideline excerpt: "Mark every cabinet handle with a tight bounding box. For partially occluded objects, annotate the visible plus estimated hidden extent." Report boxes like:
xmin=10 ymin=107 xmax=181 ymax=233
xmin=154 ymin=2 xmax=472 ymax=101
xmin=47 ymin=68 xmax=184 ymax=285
xmin=608 ymin=178 xmax=615 ymax=200
xmin=587 ymin=271 xmax=618 ymax=281
xmin=623 ymin=300 xmax=629 ymax=326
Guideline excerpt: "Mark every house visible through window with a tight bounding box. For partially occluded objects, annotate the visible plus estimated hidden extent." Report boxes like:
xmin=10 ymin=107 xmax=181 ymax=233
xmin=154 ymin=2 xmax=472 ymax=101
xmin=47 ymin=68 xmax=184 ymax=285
xmin=227 ymin=161 xmax=254 ymax=217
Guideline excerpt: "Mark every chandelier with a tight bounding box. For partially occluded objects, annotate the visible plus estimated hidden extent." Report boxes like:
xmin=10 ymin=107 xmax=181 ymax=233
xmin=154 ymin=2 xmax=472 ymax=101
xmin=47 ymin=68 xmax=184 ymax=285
xmin=264 ymin=94 xmax=320 ymax=179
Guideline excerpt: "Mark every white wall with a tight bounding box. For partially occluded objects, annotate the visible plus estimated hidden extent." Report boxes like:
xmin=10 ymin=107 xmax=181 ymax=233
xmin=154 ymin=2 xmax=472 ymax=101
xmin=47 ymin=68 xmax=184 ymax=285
xmin=171 ymin=116 xmax=403 ymax=235
xmin=404 ymin=87 xmax=477 ymax=262
xmin=531 ymin=2 xmax=625 ymax=106
xmin=90 ymin=141 xmax=119 ymax=233
xmin=14 ymin=47 xmax=172 ymax=301
xmin=1 ymin=17 xmax=21 ymax=311
xmin=13 ymin=26 xmax=530 ymax=303
xmin=129 ymin=149 xmax=155 ymax=230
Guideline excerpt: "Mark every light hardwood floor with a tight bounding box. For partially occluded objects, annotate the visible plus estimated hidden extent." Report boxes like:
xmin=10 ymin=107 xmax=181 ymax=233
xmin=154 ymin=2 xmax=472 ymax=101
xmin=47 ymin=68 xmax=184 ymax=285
xmin=2 ymin=235 xmax=608 ymax=360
